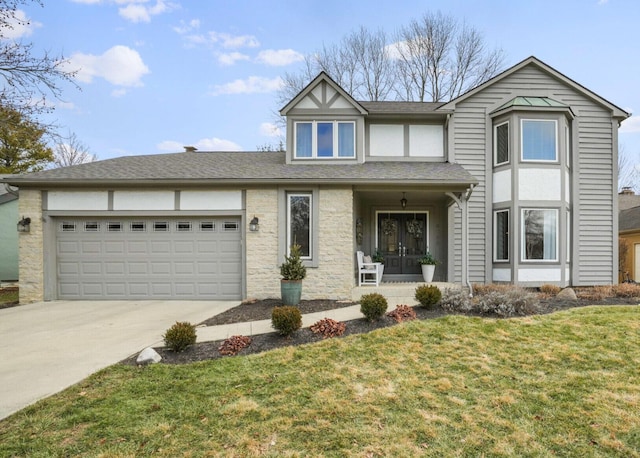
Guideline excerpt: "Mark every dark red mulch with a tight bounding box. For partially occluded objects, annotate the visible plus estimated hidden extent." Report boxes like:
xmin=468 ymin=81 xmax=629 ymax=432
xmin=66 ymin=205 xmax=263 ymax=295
xmin=122 ymin=296 xmax=639 ymax=367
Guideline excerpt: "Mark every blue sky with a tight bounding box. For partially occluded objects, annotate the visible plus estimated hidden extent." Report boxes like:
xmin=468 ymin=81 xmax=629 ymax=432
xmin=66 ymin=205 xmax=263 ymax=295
xmin=14 ymin=0 xmax=640 ymax=162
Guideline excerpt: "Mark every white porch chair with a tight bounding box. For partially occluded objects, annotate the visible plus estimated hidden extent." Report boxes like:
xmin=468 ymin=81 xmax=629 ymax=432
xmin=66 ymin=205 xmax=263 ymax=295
xmin=356 ymin=250 xmax=383 ymax=287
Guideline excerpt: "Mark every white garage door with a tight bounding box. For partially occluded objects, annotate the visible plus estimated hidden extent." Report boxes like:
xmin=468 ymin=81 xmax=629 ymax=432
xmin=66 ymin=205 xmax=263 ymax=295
xmin=55 ymin=217 xmax=242 ymax=300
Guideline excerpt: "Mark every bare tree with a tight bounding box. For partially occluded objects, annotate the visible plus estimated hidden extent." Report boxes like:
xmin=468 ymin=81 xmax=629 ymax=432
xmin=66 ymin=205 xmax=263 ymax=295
xmin=53 ymin=131 xmax=97 ymax=168
xmin=277 ymin=12 xmax=504 ymax=106
xmin=0 ymin=0 xmax=77 ymax=119
xmin=394 ymin=11 xmax=504 ymax=102
xmin=618 ymin=143 xmax=638 ymax=192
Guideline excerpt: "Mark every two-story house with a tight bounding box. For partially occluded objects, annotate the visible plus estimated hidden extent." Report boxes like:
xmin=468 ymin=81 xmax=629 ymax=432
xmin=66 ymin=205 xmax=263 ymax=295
xmin=5 ymin=56 xmax=629 ymax=303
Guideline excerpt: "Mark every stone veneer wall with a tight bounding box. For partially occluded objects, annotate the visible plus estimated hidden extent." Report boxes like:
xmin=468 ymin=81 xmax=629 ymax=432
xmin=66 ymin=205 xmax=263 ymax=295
xmin=18 ymin=189 xmax=43 ymax=303
xmin=245 ymin=188 xmax=280 ymax=299
xmin=245 ymin=187 xmax=354 ymax=301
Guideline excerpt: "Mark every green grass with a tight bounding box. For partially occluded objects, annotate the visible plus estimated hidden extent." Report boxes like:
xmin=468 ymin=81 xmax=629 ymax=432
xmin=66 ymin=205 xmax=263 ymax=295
xmin=1 ymin=306 xmax=639 ymax=457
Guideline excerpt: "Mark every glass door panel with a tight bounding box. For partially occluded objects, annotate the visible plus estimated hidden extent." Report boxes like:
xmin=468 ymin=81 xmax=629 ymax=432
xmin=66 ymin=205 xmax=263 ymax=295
xmin=378 ymin=213 xmax=427 ymax=275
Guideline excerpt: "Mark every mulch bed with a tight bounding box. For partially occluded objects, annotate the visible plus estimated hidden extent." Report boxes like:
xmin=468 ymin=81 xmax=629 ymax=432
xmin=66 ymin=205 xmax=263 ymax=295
xmin=122 ymin=296 xmax=639 ymax=366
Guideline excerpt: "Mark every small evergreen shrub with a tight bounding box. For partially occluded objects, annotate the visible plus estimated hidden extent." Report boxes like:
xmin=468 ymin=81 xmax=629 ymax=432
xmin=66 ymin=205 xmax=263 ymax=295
xmin=386 ymin=304 xmax=417 ymax=323
xmin=414 ymin=285 xmax=442 ymax=308
xmin=310 ymin=318 xmax=346 ymax=338
xmin=539 ymin=284 xmax=561 ymax=296
xmin=271 ymin=306 xmax=302 ymax=336
xmin=280 ymin=244 xmax=307 ymax=280
xmin=440 ymin=288 xmax=472 ymax=312
xmin=475 ymin=289 xmax=540 ymax=317
xmin=359 ymin=293 xmax=388 ymax=321
xmin=163 ymin=321 xmax=197 ymax=352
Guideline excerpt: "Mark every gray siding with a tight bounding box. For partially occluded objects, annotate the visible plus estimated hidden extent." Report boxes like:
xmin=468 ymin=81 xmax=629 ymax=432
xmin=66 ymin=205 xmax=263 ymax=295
xmin=449 ymin=64 xmax=617 ymax=285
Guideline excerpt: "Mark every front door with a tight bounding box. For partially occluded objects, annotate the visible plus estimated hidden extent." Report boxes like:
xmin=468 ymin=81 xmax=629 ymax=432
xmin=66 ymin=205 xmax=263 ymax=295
xmin=377 ymin=212 xmax=428 ymax=275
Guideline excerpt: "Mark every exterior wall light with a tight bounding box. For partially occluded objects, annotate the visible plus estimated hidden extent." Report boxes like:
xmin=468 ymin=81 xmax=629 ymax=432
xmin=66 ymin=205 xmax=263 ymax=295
xmin=249 ymin=216 xmax=259 ymax=232
xmin=400 ymin=192 xmax=408 ymax=209
xmin=17 ymin=216 xmax=31 ymax=233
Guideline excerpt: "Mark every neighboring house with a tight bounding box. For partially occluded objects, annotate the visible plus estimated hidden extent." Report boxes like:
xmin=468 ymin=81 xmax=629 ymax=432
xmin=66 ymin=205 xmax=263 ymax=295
xmin=0 ymin=176 xmax=19 ymax=282
xmin=618 ymin=188 xmax=640 ymax=282
xmin=3 ymin=56 xmax=629 ymax=303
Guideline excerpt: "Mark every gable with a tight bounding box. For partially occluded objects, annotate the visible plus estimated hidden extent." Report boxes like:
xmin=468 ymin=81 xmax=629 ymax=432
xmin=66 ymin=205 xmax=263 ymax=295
xmin=280 ymin=72 xmax=367 ymax=116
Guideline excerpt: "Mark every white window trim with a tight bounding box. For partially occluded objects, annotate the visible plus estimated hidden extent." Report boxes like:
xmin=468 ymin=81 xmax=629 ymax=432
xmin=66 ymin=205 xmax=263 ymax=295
xmin=294 ymin=120 xmax=356 ymax=159
xmin=286 ymin=192 xmax=313 ymax=260
xmin=521 ymin=208 xmax=559 ymax=263
xmin=521 ymin=119 xmax=558 ymax=163
xmin=494 ymin=121 xmax=510 ymax=167
xmin=493 ymin=209 xmax=509 ymax=262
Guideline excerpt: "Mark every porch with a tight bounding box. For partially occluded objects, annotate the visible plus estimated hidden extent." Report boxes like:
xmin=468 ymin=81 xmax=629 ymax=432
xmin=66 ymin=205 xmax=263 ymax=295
xmin=351 ymin=281 xmax=461 ymax=306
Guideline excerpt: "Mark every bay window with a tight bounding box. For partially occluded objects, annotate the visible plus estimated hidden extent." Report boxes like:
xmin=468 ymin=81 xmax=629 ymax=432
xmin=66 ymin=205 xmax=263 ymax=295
xmin=494 ymin=121 xmax=509 ymax=166
xmin=522 ymin=209 xmax=558 ymax=261
xmin=521 ymin=119 xmax=557 ymax=161
xmin=295 ymin=121 xmax=355 ymax=158
xmin=494 ymin=209 xmax=509 ymax=262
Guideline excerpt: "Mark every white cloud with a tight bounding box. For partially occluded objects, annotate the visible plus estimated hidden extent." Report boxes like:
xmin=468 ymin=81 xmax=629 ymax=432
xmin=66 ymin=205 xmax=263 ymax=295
xmin=218 ymin=52 xmax=250 ymax=66
xmin=208 ymin=32 xmax=260 ymax=49
xmin=157 ymin=138 xmax=242 ymax=152
xmin=256 ymin=49 xmax=304 ymax=67
xmin=620 ymin=112 xmax=640 ymax=133
xmin=173 ymin=19 xmax=200 ymax=35
xmin=210 ymin=76 xmax=283 ymax=96
xmin=260 ymin=122 xmax=282 ymax=138
xmin=71 ymin=0 xmax=175 ymax=22
xmin=119 ymin=0 xmax=174 ymax=23
xmin=67 ymin=45 xmax=150 ymax=87
xmin=2 ymin=10 xmax=41 ymax=40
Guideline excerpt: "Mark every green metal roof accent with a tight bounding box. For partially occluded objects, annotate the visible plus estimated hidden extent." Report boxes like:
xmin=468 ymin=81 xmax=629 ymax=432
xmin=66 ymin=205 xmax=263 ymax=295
xmin=496 ymin=96 xmax=569 ymax=111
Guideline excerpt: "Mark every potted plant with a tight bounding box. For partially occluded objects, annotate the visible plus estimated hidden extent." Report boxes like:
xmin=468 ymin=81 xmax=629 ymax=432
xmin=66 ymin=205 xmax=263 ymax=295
xmin=372 ymin=249 xmax=385 ymax=277
xmin=280 ymin=244 xmax=307 ymax=306
xmin=418 ymin=252 xmax=438 ymax=282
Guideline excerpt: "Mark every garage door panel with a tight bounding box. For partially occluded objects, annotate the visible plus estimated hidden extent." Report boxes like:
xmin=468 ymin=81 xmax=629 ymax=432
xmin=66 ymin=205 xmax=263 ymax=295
xmin=81 ymin=262 xmax=102 ymax=275
xmin=56 ymin=217 xmax=242 ymax=300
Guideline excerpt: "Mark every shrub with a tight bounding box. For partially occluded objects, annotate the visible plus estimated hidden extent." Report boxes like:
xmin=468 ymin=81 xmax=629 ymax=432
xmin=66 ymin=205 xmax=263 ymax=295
xmin=386 ymin=304 xmax=417 ymax=323
xmin=539 ymin=284 xmax=561 ymax=296
xmin=218 ymin=335 xmax=252 ymax=356
xmin=163 ymin=321 xmax=197 ymax=352
xmin=472 ymin=283 xmax=512 ymax=296
xmin=612 ymin=283 xmax=640 ymax=298
xmin=414 ymin=285 xmax=442 ymax=308
xmin=440 ymin=288 xmax=472 ymax=312
xmin=280 ymin=244 xmax=307 ymax=280
xmin=360 ymin=293 xmax=388 ymax=321
xmin=576 ymin=285 xmax=612 ymax=301
xmin=475 ymin=288 xmax=541 ymax=317
xmin=310 ymin=318 xmax=346 ymax=338
xmin=271 ymin=306 xmax=302 ymax=336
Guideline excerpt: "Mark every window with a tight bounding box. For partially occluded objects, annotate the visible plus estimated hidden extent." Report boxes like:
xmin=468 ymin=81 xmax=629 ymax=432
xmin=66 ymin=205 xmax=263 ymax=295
xmin=287 ymin=192 xmax=311 ymax=258
xmin=522 ymin=120 xmax=557 ymax=161
xmin=494 ymin=210 xmax=509 ymax=262
xmin=61 ymin=222 xmax=76 ymax=232
xmin=494 ymin=122 xmax=509 ymax=166
xmin=108 ymin=222 xmax=122 ymax=232
xmin=223 ymin=221 xmax=239 ymax=232
xmin=153 ymin=222 xmax=169 ymax=232
xmin=522 ymin=209 xmax=558 ymax=261
xmin=200 ymin=221 xmax=215 ymax=232
xmin=130 ymin=222 xmax=146 ymax=232
xmin=294 ymin=121 xmax=355 ymax=158
xmin=84 ymin=221 xmax=100 ymax=232
xmin=176 ymin=222 xmax=192 ymax=232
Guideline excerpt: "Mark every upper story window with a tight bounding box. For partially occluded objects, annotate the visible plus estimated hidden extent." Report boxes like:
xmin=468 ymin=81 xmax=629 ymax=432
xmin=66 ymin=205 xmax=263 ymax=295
xmin=521 ymin=119 xmax=557 ymax=162
xmin=494 ymin=121 xmax=509 ymax=166
xmin=295 ymin=121 xmax=355 ymax=159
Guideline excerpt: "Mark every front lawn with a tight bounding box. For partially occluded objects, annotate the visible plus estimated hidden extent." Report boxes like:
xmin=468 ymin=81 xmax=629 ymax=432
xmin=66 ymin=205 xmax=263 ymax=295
xmin=1 ymin=306 xmax=639 ymax=456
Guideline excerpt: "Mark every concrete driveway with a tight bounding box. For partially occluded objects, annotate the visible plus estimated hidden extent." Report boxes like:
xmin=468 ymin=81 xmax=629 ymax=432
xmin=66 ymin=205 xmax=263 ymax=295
xmin=0 ymin=299 xmax=238 ymax=420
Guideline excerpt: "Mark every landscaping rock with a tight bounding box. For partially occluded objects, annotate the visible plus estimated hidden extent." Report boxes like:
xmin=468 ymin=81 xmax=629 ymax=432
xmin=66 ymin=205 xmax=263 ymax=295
xmin=556 ymin=287 xmax=578 ymax=301
xmin=136 ymin=347 xmax=162 ymax=365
